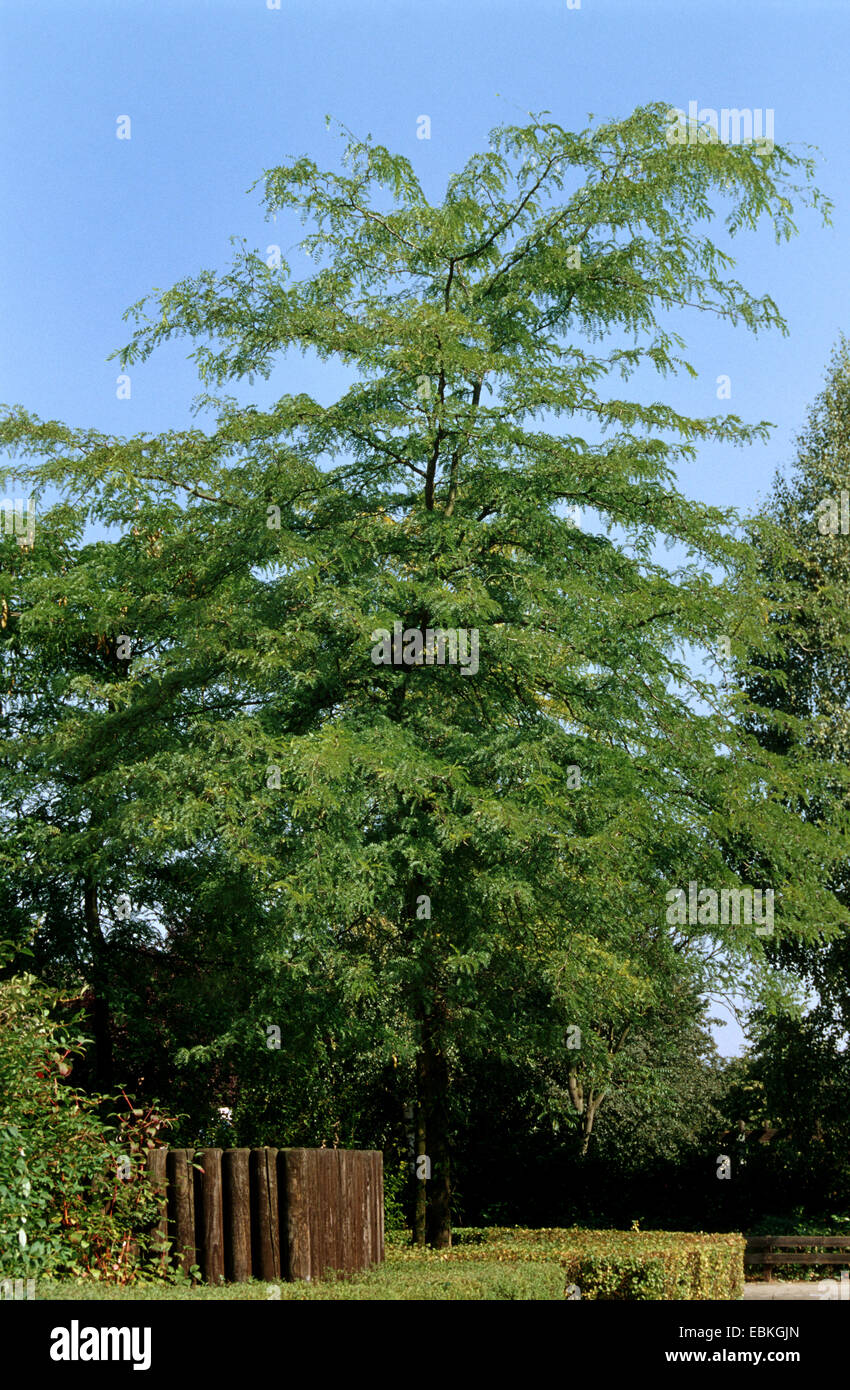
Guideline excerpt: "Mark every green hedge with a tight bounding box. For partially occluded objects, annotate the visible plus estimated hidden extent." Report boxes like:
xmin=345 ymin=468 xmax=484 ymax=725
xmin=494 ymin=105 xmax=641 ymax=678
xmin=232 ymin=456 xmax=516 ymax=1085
xmin=390 ymin=1228 xmax=745 ymax=1300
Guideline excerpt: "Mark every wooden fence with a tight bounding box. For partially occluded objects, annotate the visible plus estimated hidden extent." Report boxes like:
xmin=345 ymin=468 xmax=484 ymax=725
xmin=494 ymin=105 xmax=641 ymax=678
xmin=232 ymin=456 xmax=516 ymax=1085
xmin=144 ymin=1147 xmax=384 ymax=1284
xmin=745 ymin=1235 xmax=850 ymax=1281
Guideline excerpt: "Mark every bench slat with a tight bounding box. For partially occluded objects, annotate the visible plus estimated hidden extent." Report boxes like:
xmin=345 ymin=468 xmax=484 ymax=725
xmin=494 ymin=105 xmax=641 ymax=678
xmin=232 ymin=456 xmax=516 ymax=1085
xmin=746 ymin=1253 xmax=850 ymax=1266
xmin=745 ymin=1238 xmax=850 ymax=1249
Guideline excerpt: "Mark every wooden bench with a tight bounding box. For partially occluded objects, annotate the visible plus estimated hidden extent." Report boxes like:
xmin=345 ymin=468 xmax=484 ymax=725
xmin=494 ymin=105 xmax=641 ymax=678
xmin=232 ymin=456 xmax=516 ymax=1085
xmin=745 ymin=1236 xmax=850 ymax=1281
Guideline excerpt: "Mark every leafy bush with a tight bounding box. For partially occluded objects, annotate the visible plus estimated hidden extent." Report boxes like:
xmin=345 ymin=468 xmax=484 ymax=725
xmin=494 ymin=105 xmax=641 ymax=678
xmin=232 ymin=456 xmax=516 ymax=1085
xmin=394 ymin=1227 xmax=745 ymax=1300
xmin=383 ymin=1159 xmax=409 ymax=1233
xmin=0 ymin=966 xmax=180 ymax=1283
xmin=752 ymin=1209 xmax=850 ymax=1238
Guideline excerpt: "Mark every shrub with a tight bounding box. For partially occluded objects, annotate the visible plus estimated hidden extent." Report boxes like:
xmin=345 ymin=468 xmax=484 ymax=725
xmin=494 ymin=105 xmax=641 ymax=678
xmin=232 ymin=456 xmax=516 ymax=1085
xmin=408 ymin=1227 xmax=745 ymax=1300
xmin=752 ymin=1209 xmax=850 ymax=1238
xmin=0 ymin=965 xmax=179 ymax=1284
xmin=383 ymin=1159 xmax=409 ymax=1233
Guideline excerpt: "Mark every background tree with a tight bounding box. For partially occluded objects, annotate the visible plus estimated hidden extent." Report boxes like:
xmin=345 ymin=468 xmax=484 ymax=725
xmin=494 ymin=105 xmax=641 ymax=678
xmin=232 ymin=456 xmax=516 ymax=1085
xmin=721 ymin=1012 xmax=850 ymax=1227
xmin=721 ymin=339 xmax=850 ymax=1227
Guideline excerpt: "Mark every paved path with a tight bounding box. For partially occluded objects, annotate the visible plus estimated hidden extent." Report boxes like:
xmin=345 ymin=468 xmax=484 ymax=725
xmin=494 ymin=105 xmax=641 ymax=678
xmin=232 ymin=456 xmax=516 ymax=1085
xmin=744 ymin=1280 xmax=846 ymax=1301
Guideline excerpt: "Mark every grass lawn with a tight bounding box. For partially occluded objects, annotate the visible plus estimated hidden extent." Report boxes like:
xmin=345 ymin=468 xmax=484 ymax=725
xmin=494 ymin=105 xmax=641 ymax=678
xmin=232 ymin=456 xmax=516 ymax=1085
xmin=34 ymin=1250 xmax=567 ymax=1301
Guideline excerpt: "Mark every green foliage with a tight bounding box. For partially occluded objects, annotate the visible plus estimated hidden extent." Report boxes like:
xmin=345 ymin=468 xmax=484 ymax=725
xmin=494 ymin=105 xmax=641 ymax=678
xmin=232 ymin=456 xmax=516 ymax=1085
xmin=0 ymin=961 xmax=179 ymax=1283
xmin=720 ymin=339 xmax=850 ymax=1228
xmin=428 ymin=1227 xmax=744 ymax=1300
xmin=752 ymin=1211 xmax=850 ymax=1238
xmin=588 ymin=997 xmax=727 ymax=1170
xmin=35 ymin=1228 xmax=743 ymax=1300
xmin=383 ymin=1159 xmax=409 ymax=1233
xmin=720 ymin=1015 xmax=850 ymax=1223
xmin=563 ymin=1239 xmax=743 ymax=1301
xmin=739 ymin=337 xmax=850 ymax=1020
xmin=0 ymin=105 xmax=841 ymax=1242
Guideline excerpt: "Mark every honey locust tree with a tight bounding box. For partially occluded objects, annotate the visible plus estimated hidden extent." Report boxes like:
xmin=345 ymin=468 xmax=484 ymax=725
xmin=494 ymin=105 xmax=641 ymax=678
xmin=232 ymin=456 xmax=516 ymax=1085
xmin=2 ymin=103 xmax=845 ymax=1247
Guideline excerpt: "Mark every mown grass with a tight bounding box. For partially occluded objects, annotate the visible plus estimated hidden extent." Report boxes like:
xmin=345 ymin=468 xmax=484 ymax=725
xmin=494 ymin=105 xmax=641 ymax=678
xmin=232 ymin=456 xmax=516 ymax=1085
xmin=35 ymin=1252 xmax=567 ymax=1301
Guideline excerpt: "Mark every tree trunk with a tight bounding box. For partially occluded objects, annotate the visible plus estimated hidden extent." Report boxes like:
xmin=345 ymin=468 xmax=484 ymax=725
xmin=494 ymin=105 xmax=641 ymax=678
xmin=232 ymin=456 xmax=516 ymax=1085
xmin=83 ymin=875 xmax=114 ymax=1091
xmin=568 ymin=1069 xmax=599 ymax=1157
xmin=413 ymin=1055 xmax=428 ymax=1246
xmin=418 ymin=1005 xmax=451 ymax=1249
xmin=579 ymin=1093 xmax=603 ymax=1157
xmin=406 ymin=861 xmax=451 ymax=1248
xmin=569 ymin=1025 xmax=630 ymax=1158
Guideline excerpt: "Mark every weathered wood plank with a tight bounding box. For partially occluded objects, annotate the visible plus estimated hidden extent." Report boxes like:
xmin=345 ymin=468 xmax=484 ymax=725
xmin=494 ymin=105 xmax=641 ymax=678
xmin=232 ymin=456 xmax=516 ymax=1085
xmin=224 ymin=1149 xmax=252 ymax=1283
xmin=332 ymin=1149 xmax=346 ymax=1276
xmin=282 ymin=1148 xmax=311 ymax=1281
xmin=773 ymin=1240 xmax=850 ymax=1249
xmin=198 ymin=1148 xmax=225 ymax=1286
xmin=144 ymin=1147 xmax=168 ymax=1271
xmin=167 ymin=1148 xmax=196 ymax=1275
xmin=251 ymin=1146 xmax=280 ymax=1280
xmin=375 ymin=1150 xmax=384 ymax=1266
xmin=275 ymin=1150 xmax=290 ymax=1282
xmin=331 ymin=1149 xmax=344 ymax=1276
xmin=756 ymin=1253 xmax=850 ymax=1266
xmin=362 ymin=1149 xmax=376 ymax=1269
xmin=351 ymin=1151 xmax=366 ymax=1274
xmin=747 ymin=1236 xmax=850 ymax=1249
xmin=155 ymin=1144 xmax=383 ymax=1284
xmin=313 ymin=1149 xmax=331 ymax=1279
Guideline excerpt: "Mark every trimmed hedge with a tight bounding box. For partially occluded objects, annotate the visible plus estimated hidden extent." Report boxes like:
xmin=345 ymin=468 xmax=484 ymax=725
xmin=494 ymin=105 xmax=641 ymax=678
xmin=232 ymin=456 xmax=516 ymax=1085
xmin=389 ymin=1228 xmax=745 ymax=1300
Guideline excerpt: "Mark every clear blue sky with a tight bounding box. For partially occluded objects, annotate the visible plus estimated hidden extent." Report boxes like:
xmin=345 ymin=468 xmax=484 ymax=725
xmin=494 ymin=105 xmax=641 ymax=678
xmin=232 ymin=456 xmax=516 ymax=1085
xmin=3 ymin=0 xmax=848 ymax=1055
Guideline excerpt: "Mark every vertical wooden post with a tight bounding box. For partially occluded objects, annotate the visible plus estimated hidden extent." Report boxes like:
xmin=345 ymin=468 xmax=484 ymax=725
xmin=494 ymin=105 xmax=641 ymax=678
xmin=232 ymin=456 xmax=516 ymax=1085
xmin=157 ymin=1145 xmax=382 ymax=1285
xmin=321 ymin=1148 xmax=340 ymax=1279
xmin=275 ymin=1150 xmax=288 ymax=1281
xmin=223 ymin=1149 xmax=252 ymax=1283
xmin=358 ymin=1150 xmax=374 ymax=1270
xmin=251 ymin=1146 xmax=280 ymax=1280
xmin=199 ymin=1148 xmax=225 ymax=1285
xmin=144 ymin=1147 xmax=168 ymax=1271
xmin=375 ymin=1149 xmax=384 ymax=1266
xmin=281 ymin=1148 xmax=312 ymax=1281
xmin=167 ymin=1148 xmax=196 ymax=1275
xmin=339 ymin=1149 xmax=355 ymax=1275
xmin=414 ymin=1079 xmax=427 ymax=1247
xmin=365 ymin=1150 xmax=378 ymax=1268
xmin=351 ymin=1151 xmax=365 ymax=1274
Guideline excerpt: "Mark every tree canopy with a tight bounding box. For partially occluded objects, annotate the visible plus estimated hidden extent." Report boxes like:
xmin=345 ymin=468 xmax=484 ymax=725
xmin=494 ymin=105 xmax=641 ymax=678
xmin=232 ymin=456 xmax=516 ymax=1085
xmin=1 ymin=102 xmax=843 ymax=1244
